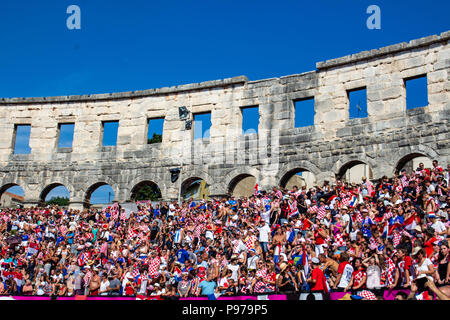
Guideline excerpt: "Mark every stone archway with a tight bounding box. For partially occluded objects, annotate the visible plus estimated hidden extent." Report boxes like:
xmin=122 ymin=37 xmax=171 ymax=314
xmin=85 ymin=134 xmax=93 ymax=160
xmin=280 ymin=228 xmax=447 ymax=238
xmin=336 ymin=160 xmax=373 ymax=183
xmin=279 ymin=168 xmax=316 ymax=190
xmin=84 ymin=182 xmax=115 ymax=208
xmin=130 ymin=180 xmax=162 ymax=201
xmin=228 ymin=174 xmax=256 ymax=197
xmin=39 ymin=183 xmax=71 ymax=205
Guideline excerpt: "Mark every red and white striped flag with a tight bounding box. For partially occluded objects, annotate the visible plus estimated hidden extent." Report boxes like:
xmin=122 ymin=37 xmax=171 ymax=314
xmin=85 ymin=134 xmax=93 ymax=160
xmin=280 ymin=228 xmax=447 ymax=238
xmin=403 ymin=213 xmax=417 ymax=231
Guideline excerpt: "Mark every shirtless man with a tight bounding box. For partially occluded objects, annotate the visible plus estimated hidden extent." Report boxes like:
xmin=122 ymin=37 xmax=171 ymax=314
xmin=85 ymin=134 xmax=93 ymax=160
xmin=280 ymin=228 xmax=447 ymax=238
xmin=423 ymin=193 xmax=437 ymax=217
xmin=271 ymin=227 xmax=286 ymax=263
xmin=318 ymin=253 xmax=339 ymax=286
xmin=89 ymin=269 xmax=101 ymax=295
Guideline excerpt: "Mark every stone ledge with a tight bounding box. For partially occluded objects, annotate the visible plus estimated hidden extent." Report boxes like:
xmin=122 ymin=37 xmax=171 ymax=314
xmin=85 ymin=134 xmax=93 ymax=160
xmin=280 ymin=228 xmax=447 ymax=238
xmin=0 ymin=76 xmax=249 ymax=104
xmin=316 ymin=31 xmax=449 ymax=70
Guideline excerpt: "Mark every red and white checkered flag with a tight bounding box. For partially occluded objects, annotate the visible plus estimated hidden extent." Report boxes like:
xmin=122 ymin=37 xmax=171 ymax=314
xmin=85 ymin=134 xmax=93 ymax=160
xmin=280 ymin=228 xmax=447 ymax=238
xmin=359 ymin=290 xmax=377 ymax=300
xmin=342 ymin=197 xmax=351 ymax=206
xmin=128 ymin=228 xmax=138 ymax=239
xmin=317 ymin=206 xmax=326 ymax=220
xmin=148 ymin=257 xmax=160 ymax=277
xmin=132 ymin=267 xmax=140 ymax=279
xmin=308 ymin=205 xmax=318 ymax=214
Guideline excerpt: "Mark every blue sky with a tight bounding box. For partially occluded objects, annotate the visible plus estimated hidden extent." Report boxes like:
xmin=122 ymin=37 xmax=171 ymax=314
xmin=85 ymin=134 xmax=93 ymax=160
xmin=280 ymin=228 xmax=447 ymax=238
xmin=2 ymin=0 xmax=449 ymax=203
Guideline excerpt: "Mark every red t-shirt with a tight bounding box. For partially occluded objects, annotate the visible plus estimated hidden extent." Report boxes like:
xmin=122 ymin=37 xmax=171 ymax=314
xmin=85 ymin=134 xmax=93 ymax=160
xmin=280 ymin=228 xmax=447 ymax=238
xmin=315 ymin=229 xmax=325 ymax=245
xmin=311 ymin=268 xmax=327 ymax=292
xmin=302 ymin=219 xmax=311 ymax=231
xmin=424 ymin=237 xmax=437 ymax=257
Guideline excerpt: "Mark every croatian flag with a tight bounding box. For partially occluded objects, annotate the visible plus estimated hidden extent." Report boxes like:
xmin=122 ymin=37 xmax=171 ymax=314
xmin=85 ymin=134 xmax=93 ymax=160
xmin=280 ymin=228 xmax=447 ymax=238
xmin=254 ymin=184 xmax=260 ymax=196
xmin=349 ymin=195 xmax=358 ymax=207
xmin=301 ymin=245 xmax=310 ymax=278
xmin=78 ymin=252 xmax=87 ymax=266
xmin=382 ymin=221 xmax=389 ymax=239
xmin=403 ymin=213 xmax=417 ymax=231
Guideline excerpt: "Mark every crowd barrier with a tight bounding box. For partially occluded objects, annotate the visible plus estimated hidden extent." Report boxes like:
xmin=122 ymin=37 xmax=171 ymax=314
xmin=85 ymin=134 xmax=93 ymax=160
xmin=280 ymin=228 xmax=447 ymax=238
xmin=0 ymin=290 xmax=422 ymax=300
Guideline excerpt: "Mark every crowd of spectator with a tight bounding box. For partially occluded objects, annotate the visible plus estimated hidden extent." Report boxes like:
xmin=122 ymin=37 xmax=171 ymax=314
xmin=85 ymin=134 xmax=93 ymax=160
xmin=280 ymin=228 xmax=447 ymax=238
xmin=0 ymin=160 xmax=449 ymax=300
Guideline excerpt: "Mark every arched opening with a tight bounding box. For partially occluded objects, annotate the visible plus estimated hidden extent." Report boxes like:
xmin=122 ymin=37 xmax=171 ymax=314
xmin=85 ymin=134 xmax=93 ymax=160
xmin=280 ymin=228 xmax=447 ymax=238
xmin=279 ymin=169 xmax=316 ymax=190
xmin=181 ymin=177 xmax=209 ymax=200
xmin=85 ymin=182 xmax=115 ymax=208
xmin=130 ymin=181 xmax=162 ymax=201
xmin=0 ymin=184 xmax=25 ymax=208
xmin=228 ymin=174 xmax=256 ymax=198
xmin=395 ymin=153 xmax=433 ymax=175
xmin=40 ymin=183 xmax=70 ymax=206
xmin=337 ymin=161 xmax=373 ymax=183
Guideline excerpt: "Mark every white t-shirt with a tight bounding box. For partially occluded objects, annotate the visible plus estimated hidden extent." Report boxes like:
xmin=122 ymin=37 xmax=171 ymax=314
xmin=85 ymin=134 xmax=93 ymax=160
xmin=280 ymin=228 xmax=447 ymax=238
xmin=258 ymin=225 xmax=271 ymax=242
xmin=227 ymin=264 xmax=239 ymax=282
xmin=416 ymin=258 xmax=434 ymax=281
xmin=100 ymin=280 xmax=110 ymax=295
xmin=205 ymin=230 xmax=214 ymax=241
xmin=338 ymin=262 xmax=354 ymax=289
xmin=260 ymin=210 xmax=270 ymax=224
xmin=431 ymin=221 xmax=446 ymax=234
xmin=350 ymin=230 xmax=358 ymax=242
xmin=247 ymin=255 xmax=259 ymax=270
xmin=234 ymin=240 xmax=247 ymax=256
xmin=366 ymin=265 xmax=381 ymax=289
xmin=342 ymin=214 xmax=351 ymax=234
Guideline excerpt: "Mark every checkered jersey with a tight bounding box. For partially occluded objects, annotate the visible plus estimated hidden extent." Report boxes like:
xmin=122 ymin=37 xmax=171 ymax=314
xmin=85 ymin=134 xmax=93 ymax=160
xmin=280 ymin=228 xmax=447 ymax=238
xmin=148 ymin=257 xmax=161 ymax=277
xmin=382 ymin=257 xmax=396 ymax=286
xmin=359 ymin=290 xmax=377 ymax=300
xmin=264 ymin=272 xmax=276 ymax=292
xmin=354 ymin=212 xmax=363 ymax=225
xmin=353 ymin=269 xmax=366 ymax=288
xmin=317 ymin=206 xmax=327 ymax=220
xmin=392 ymin=233 xmax=402 ymax=248
xmin=253 ymin=280 xmax=266 ymax=293
xmin=334 ymin=232 xmax=346 ymax=247
xmin=245 ymin=235 xmax=257 ymax=251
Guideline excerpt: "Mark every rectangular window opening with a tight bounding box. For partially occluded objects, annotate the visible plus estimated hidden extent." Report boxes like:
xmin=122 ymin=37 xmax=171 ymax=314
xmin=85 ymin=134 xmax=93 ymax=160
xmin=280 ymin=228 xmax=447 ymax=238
xmin=241 ymin=106 xmax=259 ymax=134
xmin=347 ymin=87 xmax=368 ymax=119
xmin=102 ymin=121 xmax=119 ymax=147
xmin=13 ymin=124 xmax=31 ymax=154
xmin=405 ymin=75 xmax=428 ymax=110
xmin=193 ymin=112 xmax=211 ymax=140
xmin=57 ymin=123 xmax=75 ymax=148
xmin=147 ymin=118 xmax=164 ymax=144
xmin=294 ymin=97 xmax=315 ymax=128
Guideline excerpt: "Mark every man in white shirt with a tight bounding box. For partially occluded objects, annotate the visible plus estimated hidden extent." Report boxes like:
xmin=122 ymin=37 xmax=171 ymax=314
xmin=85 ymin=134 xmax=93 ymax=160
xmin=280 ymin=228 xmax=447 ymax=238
xmin=227 ymin=258 xmax=240 ymax=282
xmin=247 ymin=249 xmax=260 ymax=271
xmin=340 ymin=207 xmax=351 ymax=234
xmin=430 ymin=213 xmax=447 ymax=236
xmin=334 ymin=253 xmax=354 ymax=291
xmin=258 ymin=220 xmax=271 ymax=261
